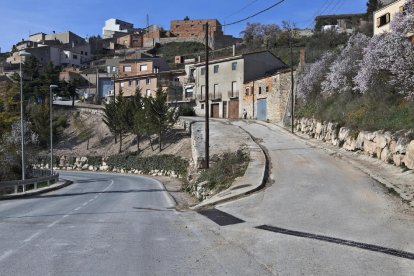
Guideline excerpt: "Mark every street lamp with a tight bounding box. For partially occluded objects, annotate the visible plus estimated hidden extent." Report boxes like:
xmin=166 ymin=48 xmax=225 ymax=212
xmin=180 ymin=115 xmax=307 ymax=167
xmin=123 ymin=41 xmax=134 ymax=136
xmin=19 ymin=51 xmax=31 ymax=180
xmin=49 ymin=84 xmax=59 ymax=175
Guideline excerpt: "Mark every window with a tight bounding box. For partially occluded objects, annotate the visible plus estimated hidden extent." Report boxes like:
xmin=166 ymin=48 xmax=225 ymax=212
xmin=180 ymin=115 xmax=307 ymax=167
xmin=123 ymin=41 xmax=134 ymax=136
xmin=251 ymin=87 xmax=254 ymax=95
xmin=140 ymin=64 xmax=148 ymax=71
xmin=231 ymin=81 xmax=237 ymax=97
xmin=146 ymin=89 xmax=151 ymax=97
xmin=201 ymin=104 xmax=205 ymax=109
xmin=377 ymin=13 xmax=390 ymax=27
xmin=146 ymin=78 xmax=151 ymax=84
xmin=266 ymin=86 xmax=269 ymax=92
xmin=136 ymin=79 xmax=140 ymax=86
xmin=214 ymin=65 xmax=219 ymax=74
xmin=245 ymin=88 xmax=249 ymax=96
xmin=258 ymin=87 xmax=262 ymax=95
xmin=121 ymin=82 xmax=125 ymax=87
xmin=112 ymin=66 xmax=116 ymax=72
xmin=232 ymin=62 xmax=237 ymax=71
xmin=81 ymin=51 xmax=83 ymax=55
xmin=73 ymin=54 xmax=78 ymax=59
xmin=214 ymin=84 xmax=218 ymax=98
xmin=124 ymin=65 xmax=132 ymax=72
xmin=200 ymin=85 xmax=205 ymax=100
xmin=129 ymin=80 xmax=132 ymax=86
xmin=85 ymin=52 xmax=88 ymax=56
xmin=201 ymin=67 xmax=206 ymax=76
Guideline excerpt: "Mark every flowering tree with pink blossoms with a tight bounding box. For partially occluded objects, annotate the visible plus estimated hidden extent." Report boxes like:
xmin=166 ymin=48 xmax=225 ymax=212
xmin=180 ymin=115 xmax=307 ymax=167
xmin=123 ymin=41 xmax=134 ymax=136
xmin=354 ymin=0 xmax=414 ymax=99
xmin=321 ymin=33 xmax=370 ymax=95
xmin=296 ymin=51 xmax=335 ymax=101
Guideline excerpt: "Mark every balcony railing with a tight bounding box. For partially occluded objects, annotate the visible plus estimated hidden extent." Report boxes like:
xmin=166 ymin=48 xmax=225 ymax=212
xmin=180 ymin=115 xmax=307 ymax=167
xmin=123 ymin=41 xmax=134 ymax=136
xmin=209 ymin=91 xmax=222 ymax=101
xmin=158 ymin=80 xmax=182 ymax=87
xmin=227 ymin=90 xmax=239 ymax=99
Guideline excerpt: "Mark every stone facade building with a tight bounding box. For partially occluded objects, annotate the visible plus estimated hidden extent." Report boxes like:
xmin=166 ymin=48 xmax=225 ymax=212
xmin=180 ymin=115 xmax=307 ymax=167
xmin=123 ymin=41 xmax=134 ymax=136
xmin=242 ymin=69 xmax=294 ymax=123
xmin=188 ymin=51 xmax=288 ymax=119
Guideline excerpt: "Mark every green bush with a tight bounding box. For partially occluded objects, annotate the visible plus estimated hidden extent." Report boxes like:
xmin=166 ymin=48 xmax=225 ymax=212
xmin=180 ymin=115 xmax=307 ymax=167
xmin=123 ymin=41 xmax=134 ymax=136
xmin=196 ymin=151 xmax=249 ymax=192
xmin=178 ymin=104 xmax=196 ymax=116
xmin=86 ymin=156 xmax=102 ymax=166
xmin=107 ymin=154 xmax=188 ymax=176
xmin=297 ymin=93 xmax=414 ymax=132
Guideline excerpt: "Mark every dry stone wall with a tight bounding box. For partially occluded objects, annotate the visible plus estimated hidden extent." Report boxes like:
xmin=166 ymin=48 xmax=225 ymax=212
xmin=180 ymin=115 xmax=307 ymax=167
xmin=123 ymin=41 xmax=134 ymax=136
xmin=296 ymin=118 xmax=414 ymax=171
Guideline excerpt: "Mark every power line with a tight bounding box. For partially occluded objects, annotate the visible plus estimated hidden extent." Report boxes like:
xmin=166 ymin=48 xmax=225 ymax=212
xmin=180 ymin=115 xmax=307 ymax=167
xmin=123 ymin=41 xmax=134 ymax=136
xmin=221 ymin=0 xmax=287 ymax=27
xmin=223 ymin=0 xmax=261 ymax=20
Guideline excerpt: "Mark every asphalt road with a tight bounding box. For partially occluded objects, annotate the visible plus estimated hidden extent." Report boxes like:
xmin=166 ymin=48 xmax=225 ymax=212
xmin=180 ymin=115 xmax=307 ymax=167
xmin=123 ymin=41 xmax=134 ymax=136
xmin=215 ymin=121 xmax=414 ymax=275
xmin=0 ymin=171 xmax=271 ymax=276
xmin=1 ymin=121 xmax=414 ymax=275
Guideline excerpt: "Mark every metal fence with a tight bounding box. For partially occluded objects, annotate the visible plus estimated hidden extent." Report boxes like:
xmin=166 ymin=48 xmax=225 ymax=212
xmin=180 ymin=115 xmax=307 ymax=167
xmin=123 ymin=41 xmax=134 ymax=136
xmin=0 ymin=171 xmax=59 ymax=196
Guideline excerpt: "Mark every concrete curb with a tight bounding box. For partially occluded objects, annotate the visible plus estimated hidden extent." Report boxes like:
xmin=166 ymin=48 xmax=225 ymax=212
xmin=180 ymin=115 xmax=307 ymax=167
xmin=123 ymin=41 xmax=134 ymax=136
xmin=0 ymin=179 xmax=73 ymax=200
xmin=255 ymin=120 xmax=414 ymax=207
xmin=192 ymin=123 xmax=269 ymax=210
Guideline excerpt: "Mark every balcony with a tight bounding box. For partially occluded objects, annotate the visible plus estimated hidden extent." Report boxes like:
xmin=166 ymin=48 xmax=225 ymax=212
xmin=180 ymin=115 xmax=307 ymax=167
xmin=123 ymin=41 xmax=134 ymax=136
xmin=184 ymin=76 xmax=195 ymax=84
xmin=209 ymin=91 xmax=222 ymax=101
xmin=227 ymin=90 xmax=239 ymax=99
xmin=158 ymin=79 xmax=182 ymax=88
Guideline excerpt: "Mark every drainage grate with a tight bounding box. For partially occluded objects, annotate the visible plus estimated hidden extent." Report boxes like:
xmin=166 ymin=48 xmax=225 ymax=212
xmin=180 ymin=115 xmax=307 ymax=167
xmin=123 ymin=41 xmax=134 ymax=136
xmin=198 ymin=209 xmax=245 ymax=226
xmin=256 ymin=225 xmax=414 ymax=261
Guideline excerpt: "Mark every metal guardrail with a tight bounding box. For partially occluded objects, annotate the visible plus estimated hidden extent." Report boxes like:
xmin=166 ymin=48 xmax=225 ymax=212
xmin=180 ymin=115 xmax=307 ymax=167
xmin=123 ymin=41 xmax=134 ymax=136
xmin=0 ymin=172 xmax=59 ymax=195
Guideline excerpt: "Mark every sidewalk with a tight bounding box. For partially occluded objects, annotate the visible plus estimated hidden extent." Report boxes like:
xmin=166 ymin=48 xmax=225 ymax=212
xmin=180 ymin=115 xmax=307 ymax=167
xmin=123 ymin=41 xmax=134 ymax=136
xmin=179 ymin=117 xmax=268 ymax=209
xmin=255 ymin=120 xmax=414 ymax=207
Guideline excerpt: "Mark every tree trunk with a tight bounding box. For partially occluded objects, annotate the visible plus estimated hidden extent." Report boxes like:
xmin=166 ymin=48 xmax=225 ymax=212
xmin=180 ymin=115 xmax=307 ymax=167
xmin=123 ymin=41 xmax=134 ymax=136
xmin=72 ymin=96 xmax=75 ymax=107
xmin=149 ymin=136 xmax=155 ymax=151
xmin=87 ymin=138 xmax=90 ymax=150
xmin=119 ymin=134 xmax=122 ymax=153
xmin=159 ymin=131 xmax=162 ymax=152
xmin=114 ymin=134 xmax=117 ymax=144
xmin=136 ymin=134 xmax=140 ymax=154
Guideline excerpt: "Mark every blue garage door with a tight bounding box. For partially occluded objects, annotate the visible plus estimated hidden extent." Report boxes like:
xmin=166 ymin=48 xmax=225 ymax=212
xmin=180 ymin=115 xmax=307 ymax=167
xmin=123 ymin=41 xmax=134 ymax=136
xmin=257 ymin=98 xmax=267 ymax=121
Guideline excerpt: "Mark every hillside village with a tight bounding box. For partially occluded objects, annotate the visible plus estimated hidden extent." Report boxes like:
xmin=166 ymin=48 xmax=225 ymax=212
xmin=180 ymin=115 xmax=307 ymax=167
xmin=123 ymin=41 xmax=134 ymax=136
xmin=2 ymin=1 xmax=414 ymax=274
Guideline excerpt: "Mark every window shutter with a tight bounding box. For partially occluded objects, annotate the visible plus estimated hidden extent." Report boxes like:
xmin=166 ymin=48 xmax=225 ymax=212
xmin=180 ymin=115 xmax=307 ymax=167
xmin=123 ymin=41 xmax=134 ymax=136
xmin=376 ymin=17 xmax=381 ymax=27
xmin=399 ymin=6 xmax=404 ymax=13
xmin=386 ymin=13 xmax=390 ymax=23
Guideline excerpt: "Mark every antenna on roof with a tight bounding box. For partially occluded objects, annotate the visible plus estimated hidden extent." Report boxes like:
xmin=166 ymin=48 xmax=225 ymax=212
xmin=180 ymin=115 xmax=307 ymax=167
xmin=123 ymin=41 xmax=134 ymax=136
xmin=146 ymin=14 xmax=150 ymax=33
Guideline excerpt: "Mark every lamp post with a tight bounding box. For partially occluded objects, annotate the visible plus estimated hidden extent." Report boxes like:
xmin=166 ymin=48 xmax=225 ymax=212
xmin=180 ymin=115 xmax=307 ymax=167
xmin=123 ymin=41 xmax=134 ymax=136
xmin=49 ymin=85 xmax=59 ymax=175
xmin=19 ymin=51 xmax=31 ymax=180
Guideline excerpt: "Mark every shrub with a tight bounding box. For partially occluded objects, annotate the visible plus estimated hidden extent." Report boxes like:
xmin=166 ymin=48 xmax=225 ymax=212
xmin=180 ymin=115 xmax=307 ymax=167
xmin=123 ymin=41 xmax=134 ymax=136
xmin=107 ymin=154 xmax=188 ymax=176
xmin=178 ymin=104 xmax=196 ymax=116
xmin=196 ymin=151 xmax=249 ymax=192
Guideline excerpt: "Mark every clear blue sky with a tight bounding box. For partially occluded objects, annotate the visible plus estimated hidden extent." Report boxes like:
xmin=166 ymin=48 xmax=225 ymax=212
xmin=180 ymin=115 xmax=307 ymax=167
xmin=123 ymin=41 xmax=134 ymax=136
xmin=0 ymin=0 xmax=367 ymax=52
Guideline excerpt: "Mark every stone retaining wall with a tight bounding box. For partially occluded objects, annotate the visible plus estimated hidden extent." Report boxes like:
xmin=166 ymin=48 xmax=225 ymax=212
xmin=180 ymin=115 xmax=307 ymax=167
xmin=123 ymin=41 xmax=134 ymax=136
xmin=296 ymin=118 xmax=414 ymax=170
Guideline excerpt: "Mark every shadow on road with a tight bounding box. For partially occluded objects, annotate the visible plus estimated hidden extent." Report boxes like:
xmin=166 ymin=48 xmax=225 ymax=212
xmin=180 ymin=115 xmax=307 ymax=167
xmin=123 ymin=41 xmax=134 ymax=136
xmin=32 ymin=189 xmax=165 ymax=199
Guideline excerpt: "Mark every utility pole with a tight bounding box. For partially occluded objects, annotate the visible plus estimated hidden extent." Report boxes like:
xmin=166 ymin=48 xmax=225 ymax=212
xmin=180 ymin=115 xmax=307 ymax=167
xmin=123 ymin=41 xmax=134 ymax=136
xmin=204 ymin=22 xmax=210 ymax=169
xmin=289 ymin=28 xmax=295 ymax=133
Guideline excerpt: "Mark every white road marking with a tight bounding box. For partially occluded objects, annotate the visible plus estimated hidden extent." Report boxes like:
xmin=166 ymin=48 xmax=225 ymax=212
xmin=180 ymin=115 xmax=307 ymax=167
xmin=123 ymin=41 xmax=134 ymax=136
xmin=23 ymin=231 xmax=41 ymax=243
xmin=0 ymin=250 xmax=14 ymax=262
xmin=0 ymin=177 xmax=116 ymax=263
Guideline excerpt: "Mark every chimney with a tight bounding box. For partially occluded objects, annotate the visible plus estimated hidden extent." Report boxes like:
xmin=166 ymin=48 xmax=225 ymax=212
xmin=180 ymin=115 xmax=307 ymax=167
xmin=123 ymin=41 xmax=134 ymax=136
xmin=233 ymin=44 xmax=236 ymax=57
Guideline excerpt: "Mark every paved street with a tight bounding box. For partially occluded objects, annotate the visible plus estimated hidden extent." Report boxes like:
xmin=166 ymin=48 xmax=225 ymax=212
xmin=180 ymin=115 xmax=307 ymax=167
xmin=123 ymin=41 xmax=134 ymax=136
xmin=0 ymin=172 xmax=270 ymax=275
xmin=215 ymin=121 xmax=414 ymax=275
xmin=1 ymin=121 xmax=414 ymax=275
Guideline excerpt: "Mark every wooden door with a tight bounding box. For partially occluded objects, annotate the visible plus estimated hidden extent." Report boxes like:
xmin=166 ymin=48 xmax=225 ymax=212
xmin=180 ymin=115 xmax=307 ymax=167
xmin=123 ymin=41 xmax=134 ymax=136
xmin=228 ymin=99 xmax=239 ymax=119
xmin=211 ymin=103 xmax=220 ymax=118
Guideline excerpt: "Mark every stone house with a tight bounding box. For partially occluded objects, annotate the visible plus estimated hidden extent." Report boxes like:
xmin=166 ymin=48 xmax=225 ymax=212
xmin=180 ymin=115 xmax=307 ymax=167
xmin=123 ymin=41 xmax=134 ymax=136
xmin=242 ymin=69 xmax=294 ymax=123
xmin=114 ymin=58 xmax=186 ymax=101
xmin=188 ymin=51 xmax=287 ymax=119
xmin=315 ymin=13 xmax=368 ymax=33
xmin=116 ymin=33 xmax=144 ymax=49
